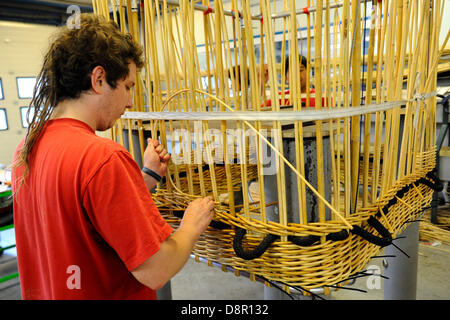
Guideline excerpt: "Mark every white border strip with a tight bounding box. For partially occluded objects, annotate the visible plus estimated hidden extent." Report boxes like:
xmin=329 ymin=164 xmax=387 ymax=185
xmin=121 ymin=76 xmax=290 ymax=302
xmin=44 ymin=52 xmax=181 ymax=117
xmin=123 ymin=101 xmax=403 ymax=121
xmin=123 ymin=92 xmax=436 ymax=122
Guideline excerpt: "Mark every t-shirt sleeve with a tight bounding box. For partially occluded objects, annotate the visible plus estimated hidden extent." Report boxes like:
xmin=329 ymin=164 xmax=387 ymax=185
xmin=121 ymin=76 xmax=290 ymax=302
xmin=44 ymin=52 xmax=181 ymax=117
xmin=82 ymin=150 xmax=173 ymax=271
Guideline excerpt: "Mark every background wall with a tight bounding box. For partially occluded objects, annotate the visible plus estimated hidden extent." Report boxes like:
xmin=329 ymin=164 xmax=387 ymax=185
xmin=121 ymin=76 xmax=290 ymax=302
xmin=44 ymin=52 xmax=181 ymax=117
xmin=0 ymin=0 xmax=448 ymax=167
xmin=0 ymin=21 xmax=56 ymax=166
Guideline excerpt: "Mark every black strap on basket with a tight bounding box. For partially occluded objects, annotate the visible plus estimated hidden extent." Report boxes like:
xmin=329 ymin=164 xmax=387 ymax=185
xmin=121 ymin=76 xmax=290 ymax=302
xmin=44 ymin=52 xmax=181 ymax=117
xmin=171 ymin=168 xmax=437 ymax=258
xmin=350 ymin=216 xmax=392 ymax=247
xmin=233 ymin=227 xmax=279 ymax=260
xmin=288 ymin=234 xmax=320 ymax=246
xmin=417 ymin=171 xmax=443 ymax=192
xmin=288 ymin=229 xmax=349 ymax=247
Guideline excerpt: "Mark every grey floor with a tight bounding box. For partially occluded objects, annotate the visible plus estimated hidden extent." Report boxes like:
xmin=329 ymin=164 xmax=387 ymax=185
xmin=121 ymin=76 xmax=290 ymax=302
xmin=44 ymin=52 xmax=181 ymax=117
xmin=1 ymin=210 xmax=449 ymax=300
xmin=168 ymin=241 xmax=450 ymax=300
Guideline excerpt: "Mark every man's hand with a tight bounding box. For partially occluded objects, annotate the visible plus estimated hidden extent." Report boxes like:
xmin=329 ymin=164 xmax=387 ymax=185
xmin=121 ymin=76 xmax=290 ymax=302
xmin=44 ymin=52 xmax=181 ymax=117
xmin=142 ymin=138 xmax=170 ymax=190
xmin=180 ymin=196 xmax=215 ymax=238
xmin=143 ymin=138 xmax=170 ymax=177
xmin=131 ymin=196 xmax=215 ymax=290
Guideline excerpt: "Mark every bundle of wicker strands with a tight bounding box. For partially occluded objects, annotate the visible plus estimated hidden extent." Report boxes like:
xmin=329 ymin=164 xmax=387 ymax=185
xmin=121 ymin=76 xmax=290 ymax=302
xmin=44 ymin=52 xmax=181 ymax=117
xmin=93 ymin=0 xmax=449 ymax=290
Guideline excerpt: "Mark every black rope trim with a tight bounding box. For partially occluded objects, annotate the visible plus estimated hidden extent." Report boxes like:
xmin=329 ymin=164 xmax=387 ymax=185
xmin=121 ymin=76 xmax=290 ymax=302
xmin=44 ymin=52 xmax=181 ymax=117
xmin=170 ymin=169 xmax=441 ymax=260
xmin=375 ymin=170 xmax=442 ymax=221
xmin=285 ymin=171 xmax=441 ymax=250
xmin=288 ymin=229 xmax=349 ymax=247
xmin=231 ymin=170 xmax=440 ymax=259
xmin=233 ymin=227 xmax=279 ymax=260
xmin=350 ymin=216 xmax=392 ymax=247
xmin=418 ymin=171 xmax=443 ymax=192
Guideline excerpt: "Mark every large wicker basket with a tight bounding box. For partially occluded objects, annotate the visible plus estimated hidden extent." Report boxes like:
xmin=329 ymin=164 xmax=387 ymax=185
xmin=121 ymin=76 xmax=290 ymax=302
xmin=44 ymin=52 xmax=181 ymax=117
xmin=92 ymin=0 xmax=447 ymax=292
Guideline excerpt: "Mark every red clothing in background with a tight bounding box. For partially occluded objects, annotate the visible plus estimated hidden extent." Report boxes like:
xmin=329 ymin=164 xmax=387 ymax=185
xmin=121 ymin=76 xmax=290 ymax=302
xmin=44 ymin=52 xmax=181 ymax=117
xmin=12 ymin=118 xmax=173 ymax=299
xmin=262 ymin=88 xmax=333 ymax=108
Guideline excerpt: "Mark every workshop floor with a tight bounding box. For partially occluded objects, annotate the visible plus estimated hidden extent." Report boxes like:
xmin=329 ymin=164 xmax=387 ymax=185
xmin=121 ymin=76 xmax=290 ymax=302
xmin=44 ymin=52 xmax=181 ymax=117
xmin=1 ymin=207 xmax=449 ymax=300
xmin=169 ymin=241 xmax=450 ymax=300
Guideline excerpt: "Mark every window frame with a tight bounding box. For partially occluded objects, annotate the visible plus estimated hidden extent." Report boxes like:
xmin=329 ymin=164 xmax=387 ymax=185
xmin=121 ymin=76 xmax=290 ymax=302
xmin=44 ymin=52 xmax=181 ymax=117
xmin=0 ymin=78 xmax=4 ymax=100
xmin=16 ymin=76 xmax=37 ymax=99
xmin=0 ymin=108 xmax=9 ymax=131
xmin=20 ymin=106 xmax=34 ymax=128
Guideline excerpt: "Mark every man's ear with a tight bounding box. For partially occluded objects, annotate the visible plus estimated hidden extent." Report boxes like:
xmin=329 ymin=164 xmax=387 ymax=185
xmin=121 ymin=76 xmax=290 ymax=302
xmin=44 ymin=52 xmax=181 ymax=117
xmin=91 ymin=65 xmax=107 ymax=94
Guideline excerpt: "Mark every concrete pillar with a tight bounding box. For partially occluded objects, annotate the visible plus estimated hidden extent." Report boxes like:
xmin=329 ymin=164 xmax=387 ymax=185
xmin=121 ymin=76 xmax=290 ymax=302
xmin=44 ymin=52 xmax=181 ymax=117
xmin=263 ymin=134 xmax=331 ymax=299
xmin=382 ymin=111 xmax=420 ymax=300
xmin=263 ymin=136 xmax=331 ymax=224
xmin=156 ymin=281 xmax=173 ymax=300
xmin=383 ymin=222 xmax=420 ymax=300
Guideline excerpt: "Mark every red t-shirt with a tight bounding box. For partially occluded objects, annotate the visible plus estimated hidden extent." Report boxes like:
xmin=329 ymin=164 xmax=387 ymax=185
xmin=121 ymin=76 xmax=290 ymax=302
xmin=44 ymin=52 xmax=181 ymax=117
xmin=262 ymin=89 xmax=333 ymax=108
xmin=12 ymin=118 xmax=173 ymax=300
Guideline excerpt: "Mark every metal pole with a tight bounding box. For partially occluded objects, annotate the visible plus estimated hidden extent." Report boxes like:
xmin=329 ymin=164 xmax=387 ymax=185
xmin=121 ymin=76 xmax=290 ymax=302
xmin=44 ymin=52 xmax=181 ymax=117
xmin=159 ymin=0 xmax=249 ymax=20
xmin=383 ymin=221 xmax=420 ymax=300
xmin=252 ymin=0 xmax=370 ymax=20
xmin=157 ymin=0 xmax=370 ymax=21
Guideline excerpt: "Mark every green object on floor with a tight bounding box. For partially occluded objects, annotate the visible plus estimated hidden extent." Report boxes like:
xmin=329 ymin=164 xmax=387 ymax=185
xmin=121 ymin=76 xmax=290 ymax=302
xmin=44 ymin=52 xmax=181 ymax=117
xmin=0 ymin=223 xmax=13 ymax=232
xmin=0 ymin=272 xmax=19 ymax=284
xmin=0 ymin=192 xmax=18 ymax=283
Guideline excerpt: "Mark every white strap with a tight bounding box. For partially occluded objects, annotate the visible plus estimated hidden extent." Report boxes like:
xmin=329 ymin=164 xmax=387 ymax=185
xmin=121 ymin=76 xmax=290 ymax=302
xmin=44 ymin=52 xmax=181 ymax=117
xmin=123 ymin=91 xmax=437 ymax=122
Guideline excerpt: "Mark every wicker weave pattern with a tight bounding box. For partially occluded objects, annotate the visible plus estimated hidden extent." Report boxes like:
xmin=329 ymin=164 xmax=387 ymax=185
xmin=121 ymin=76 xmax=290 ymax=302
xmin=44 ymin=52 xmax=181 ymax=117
xmin=156 ymin=150 xmax=434 ymax=289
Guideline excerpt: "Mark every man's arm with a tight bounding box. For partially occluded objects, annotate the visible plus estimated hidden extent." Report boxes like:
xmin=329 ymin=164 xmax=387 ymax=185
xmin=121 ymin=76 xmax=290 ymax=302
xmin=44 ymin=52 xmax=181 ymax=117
xmin=142 ymin=170 xmax=159 ymax=191
xmin=131 ymin=196 xmax=215 ymax=290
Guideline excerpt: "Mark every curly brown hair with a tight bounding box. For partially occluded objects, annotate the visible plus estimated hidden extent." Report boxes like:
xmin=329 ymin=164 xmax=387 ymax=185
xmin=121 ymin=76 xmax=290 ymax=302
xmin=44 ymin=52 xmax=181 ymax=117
xmin=14 ymin=13 xmax=144 ymax=185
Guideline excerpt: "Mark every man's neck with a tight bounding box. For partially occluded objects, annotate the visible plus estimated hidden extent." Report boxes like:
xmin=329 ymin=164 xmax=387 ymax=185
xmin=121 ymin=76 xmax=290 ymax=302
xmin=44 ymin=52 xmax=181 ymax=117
xmin=51 ymin=96 xmax=97 ymax=131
